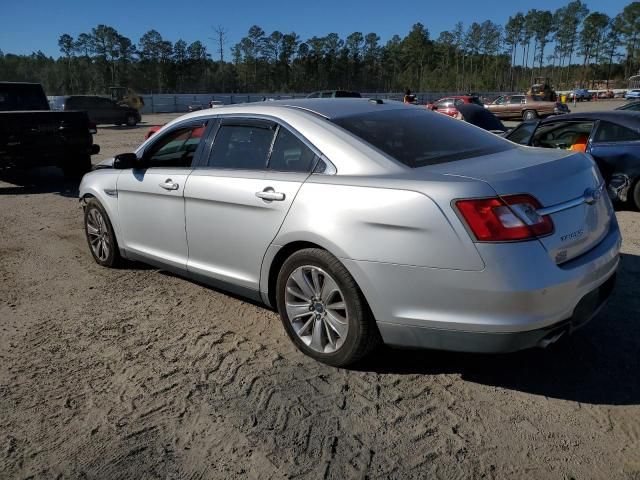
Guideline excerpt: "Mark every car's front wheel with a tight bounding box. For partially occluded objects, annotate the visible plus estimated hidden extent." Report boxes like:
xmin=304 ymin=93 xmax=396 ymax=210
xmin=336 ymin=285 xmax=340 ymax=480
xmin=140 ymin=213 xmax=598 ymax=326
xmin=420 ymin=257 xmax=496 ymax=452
xmin=84 ymin=198 xmax=122 ymax=268
xmin=276 ymin=248 xmax=379 ymax=367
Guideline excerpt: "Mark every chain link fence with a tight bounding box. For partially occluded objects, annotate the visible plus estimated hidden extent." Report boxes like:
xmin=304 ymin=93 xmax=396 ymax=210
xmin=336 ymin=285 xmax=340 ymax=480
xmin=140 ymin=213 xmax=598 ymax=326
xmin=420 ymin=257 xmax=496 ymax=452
xmin=137 ymin=91 xmax=515 ymax=114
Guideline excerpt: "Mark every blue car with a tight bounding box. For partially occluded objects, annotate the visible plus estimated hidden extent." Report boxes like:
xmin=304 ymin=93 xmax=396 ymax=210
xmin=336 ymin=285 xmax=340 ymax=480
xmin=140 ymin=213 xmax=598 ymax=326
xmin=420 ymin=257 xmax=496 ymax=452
xmin=569 ymin=89 xmax=591 ymax=101
xmin=625 ymin=89 xmax=640 ymax=100
xmin=505 ymin=111 xmax=640 ymax=209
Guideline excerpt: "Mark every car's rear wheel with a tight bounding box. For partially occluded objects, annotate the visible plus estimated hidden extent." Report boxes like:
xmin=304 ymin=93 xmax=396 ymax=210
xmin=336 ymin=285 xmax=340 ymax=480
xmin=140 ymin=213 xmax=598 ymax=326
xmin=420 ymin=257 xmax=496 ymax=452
xmin=523 ymin=109 xmax=538 ymax=121
xmin=84 ymin=198 xmax=121 ymax=268
xmin=276 ymin=248 xmax=379 ymax=367
xmin=126 ymin=114 xmax=137 ymax=127
xmin=631 ymin=179 xmax=640 ymax=211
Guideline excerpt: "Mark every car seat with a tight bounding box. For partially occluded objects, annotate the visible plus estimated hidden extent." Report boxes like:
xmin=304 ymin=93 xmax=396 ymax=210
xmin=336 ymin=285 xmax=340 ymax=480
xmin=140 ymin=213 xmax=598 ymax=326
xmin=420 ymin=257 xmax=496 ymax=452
xmin=569 ymin=133 xmax=589 ymax=152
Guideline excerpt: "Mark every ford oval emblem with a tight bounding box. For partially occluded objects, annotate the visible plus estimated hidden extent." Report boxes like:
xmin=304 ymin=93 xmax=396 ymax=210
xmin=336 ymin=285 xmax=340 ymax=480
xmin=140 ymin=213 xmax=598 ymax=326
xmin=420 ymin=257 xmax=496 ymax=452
xmin=584 ymin=184 xmax=603 ymax=205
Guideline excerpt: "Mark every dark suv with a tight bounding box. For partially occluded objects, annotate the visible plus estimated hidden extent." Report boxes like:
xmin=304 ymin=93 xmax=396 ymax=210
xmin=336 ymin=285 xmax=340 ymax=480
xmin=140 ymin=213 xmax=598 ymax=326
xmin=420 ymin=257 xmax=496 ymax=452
xmin=52 ymin=95 xmax=141 ymax=126
xmin=306 ymin=90 xmax=362 ymax=98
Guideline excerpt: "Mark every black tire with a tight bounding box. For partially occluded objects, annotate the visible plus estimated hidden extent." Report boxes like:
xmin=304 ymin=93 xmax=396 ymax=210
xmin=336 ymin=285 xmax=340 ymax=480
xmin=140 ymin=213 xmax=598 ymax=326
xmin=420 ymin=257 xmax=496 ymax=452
xmin=62 ymin=155 xmax=92 ymax=180
xmin=83 ymin=198 xmax=122 ymax=268
xmin=631 ymin=179 xmax=640 ymax=211
xmin=125 ymin=114 xmax=137 ymax=127
xmin=276 ymin=248 xmax=380 ymax=367
xmin=523 ymin=109 xmax=538 ymax=121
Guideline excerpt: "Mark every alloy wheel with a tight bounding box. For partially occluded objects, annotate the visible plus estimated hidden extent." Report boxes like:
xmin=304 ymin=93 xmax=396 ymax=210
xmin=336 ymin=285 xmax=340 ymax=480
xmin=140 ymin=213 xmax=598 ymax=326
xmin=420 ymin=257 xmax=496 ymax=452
xmin=284 ymin=265 xmax=349 ymax=354
xmin=86 ymin=208 xmax=111 ymax=262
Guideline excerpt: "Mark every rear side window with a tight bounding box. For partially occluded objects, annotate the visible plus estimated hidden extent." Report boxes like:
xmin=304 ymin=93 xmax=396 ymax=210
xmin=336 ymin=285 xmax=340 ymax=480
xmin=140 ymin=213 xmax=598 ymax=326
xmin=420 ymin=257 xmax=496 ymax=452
xmin=96 ymin=97 xmax=114 ymax=107
xmin=510 ymin=96 xmax=524 ymax=104
xmin=208 ymin=124 xmax=275 ymax=169
xmin=332 ymin=108 xmax=513 ymax=168
xmin=268 ymin=127 xmax=317 ymax=172
xmin=66 ymin=97 xmax=89 ymax=109
xmin=594 ymin=121 xmax=640 ymax=142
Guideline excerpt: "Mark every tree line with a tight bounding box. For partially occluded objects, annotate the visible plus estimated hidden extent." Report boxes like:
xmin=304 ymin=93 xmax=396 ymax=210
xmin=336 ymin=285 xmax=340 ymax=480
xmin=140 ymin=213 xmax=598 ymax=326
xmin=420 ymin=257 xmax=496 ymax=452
xmin=0 ymin=1 xmax=638 ymax=96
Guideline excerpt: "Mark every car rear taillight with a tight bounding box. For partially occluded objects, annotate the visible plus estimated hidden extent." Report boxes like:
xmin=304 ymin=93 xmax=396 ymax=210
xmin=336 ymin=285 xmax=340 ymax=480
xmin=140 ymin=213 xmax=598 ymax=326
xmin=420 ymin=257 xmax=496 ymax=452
xmin=455 ymin=194 xmax=553 ymax=242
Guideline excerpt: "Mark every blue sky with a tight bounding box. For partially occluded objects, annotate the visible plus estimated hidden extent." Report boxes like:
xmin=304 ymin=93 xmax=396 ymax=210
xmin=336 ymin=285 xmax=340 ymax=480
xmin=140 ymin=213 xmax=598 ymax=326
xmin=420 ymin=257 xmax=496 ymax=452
xmin=0 ymin=0 xmax=630 ymax=59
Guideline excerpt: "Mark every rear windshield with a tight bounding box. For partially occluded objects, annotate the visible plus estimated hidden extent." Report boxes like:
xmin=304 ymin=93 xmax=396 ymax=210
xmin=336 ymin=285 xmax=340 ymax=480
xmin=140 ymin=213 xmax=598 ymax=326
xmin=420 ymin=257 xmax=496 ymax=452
xmin=331 ymin=108 xmax=513 ymax=167
xmin=0 ymin=83 xmax=48 ymax=111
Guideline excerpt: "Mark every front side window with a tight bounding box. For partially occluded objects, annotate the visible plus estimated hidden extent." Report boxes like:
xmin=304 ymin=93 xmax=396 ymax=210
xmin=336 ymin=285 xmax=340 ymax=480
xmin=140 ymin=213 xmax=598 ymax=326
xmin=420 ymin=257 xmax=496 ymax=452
xmin=530 ymin=121 xmax=595 ymax=150
xmin=268 ymin=127 xmax=317 ymax=172
xmin=98 ymin=97 xmax=115 ymax=108
xmin=144 ymin=123 xmax=207 ymax=168
xmin=332 ymin=108 xmax=513 ymax=168
xmin=208 ymin=124 xmax=275 ymax=169
xmin=594 ymin=121 xmax=640 ymax=143
xmin=506 ymin=122 xmax=539 ymax=145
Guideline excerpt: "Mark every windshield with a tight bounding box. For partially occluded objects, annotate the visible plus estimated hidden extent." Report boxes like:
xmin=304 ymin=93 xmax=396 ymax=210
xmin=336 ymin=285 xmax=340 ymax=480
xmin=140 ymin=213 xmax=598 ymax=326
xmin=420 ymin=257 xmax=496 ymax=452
xmin=332 ymin=108 xmax=514 ymax=168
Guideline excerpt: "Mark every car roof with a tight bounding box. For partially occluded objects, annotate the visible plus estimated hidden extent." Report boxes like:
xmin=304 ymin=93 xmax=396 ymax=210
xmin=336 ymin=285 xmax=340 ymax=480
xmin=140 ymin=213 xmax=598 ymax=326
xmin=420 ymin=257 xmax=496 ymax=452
xmin=183 ymin=98 xmax=409 ymax=120
xmin=437 ymin=95 xmax=478 ymax=100
xmin=539 ymin=111 xmax=640 ymax=129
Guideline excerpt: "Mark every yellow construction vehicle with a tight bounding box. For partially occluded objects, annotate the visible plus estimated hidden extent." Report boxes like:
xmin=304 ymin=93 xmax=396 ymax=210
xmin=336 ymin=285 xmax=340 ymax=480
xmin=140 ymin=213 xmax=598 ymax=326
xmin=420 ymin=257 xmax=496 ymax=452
xmin=528 ymin=77 xmax=557 ymax=102
xmin=109 ymin=87 xmax=145 ymax=111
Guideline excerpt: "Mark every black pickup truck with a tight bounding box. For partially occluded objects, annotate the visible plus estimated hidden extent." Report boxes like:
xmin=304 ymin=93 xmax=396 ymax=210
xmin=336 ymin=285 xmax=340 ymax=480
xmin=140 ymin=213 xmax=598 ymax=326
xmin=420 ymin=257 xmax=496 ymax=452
xmin=0 ymin=82 xmax=99 ymax=179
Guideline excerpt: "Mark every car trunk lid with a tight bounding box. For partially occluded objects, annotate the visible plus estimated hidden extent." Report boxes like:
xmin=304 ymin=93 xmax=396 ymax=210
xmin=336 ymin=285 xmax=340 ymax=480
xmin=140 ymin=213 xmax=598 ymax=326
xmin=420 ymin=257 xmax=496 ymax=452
xmin=429 ymin=146 xmax=613 ymax=264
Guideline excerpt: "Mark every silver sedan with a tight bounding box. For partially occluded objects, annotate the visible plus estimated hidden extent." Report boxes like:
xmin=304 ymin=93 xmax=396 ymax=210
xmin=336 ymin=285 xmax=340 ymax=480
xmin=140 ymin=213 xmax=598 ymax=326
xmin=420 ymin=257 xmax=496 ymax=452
xmin=79 ymin=99 xmax=621 ymax=366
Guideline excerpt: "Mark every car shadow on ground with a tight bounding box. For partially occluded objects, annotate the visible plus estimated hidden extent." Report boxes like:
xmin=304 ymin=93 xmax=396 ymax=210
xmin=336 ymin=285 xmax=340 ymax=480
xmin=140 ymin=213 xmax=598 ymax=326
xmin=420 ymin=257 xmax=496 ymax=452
xmin=354 ymin=252 xmax=640 ymax=406
xmin=0 ymin=168 xmax=79 ymax=198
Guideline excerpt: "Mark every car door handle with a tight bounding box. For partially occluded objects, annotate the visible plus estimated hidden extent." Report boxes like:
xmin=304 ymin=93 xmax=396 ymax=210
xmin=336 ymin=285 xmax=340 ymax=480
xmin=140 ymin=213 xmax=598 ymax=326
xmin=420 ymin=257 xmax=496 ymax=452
xmin=256 ymin=187 xmax=285 ymax=201
xmin=159 ymin=179 xmax=179 ymax=191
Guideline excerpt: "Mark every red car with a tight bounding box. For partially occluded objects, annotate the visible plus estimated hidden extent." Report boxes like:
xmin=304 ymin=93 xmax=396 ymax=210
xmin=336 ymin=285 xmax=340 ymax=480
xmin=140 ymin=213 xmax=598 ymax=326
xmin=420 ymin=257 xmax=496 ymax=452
xmin=145 ymin=124 xmax=205 ymax=141
xmin=145 ymin=124 xmax=163 ymax=140
xmin=426 ymin=95 xmax=484 ymax=117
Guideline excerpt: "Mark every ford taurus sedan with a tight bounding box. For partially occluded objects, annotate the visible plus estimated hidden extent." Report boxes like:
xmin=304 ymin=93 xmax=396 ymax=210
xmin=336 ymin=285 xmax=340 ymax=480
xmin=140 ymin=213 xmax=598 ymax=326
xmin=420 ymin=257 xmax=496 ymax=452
xmin=79 ymin=99 xmax=620 ymax=366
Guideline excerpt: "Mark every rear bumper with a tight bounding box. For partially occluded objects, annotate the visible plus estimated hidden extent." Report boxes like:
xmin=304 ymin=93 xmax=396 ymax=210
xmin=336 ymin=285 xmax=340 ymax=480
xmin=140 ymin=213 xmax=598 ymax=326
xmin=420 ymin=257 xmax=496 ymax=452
xmin=376 ymin=272 xmax=616 ymax=352
xmin=342 ymin=219 xmax=621 ymax=353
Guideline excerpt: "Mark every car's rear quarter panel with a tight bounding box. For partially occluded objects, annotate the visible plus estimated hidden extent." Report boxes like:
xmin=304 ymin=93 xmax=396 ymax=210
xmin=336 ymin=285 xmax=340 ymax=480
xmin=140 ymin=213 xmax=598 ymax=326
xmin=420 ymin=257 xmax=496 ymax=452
xmin=271 ymin=178 xmax=489 ymax=271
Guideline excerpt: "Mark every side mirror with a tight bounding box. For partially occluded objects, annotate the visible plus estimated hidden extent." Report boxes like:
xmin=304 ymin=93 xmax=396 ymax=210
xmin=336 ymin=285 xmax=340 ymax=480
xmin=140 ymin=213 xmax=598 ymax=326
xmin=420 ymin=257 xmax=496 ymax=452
xmin=113 ymin=152 xmax=138 ymax=169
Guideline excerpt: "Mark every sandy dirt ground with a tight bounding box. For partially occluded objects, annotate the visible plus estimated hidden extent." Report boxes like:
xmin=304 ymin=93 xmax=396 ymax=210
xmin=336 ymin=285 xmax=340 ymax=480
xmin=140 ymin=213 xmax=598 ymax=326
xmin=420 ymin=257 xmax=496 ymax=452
xmin=1 ymin=100 xmax=640 ymax=479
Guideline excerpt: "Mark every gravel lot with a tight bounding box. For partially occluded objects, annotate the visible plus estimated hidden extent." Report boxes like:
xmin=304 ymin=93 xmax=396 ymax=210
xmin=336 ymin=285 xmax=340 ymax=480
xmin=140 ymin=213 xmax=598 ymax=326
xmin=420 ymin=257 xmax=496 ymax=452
xmin=1 ymin=99 xmax=639 ymax=479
